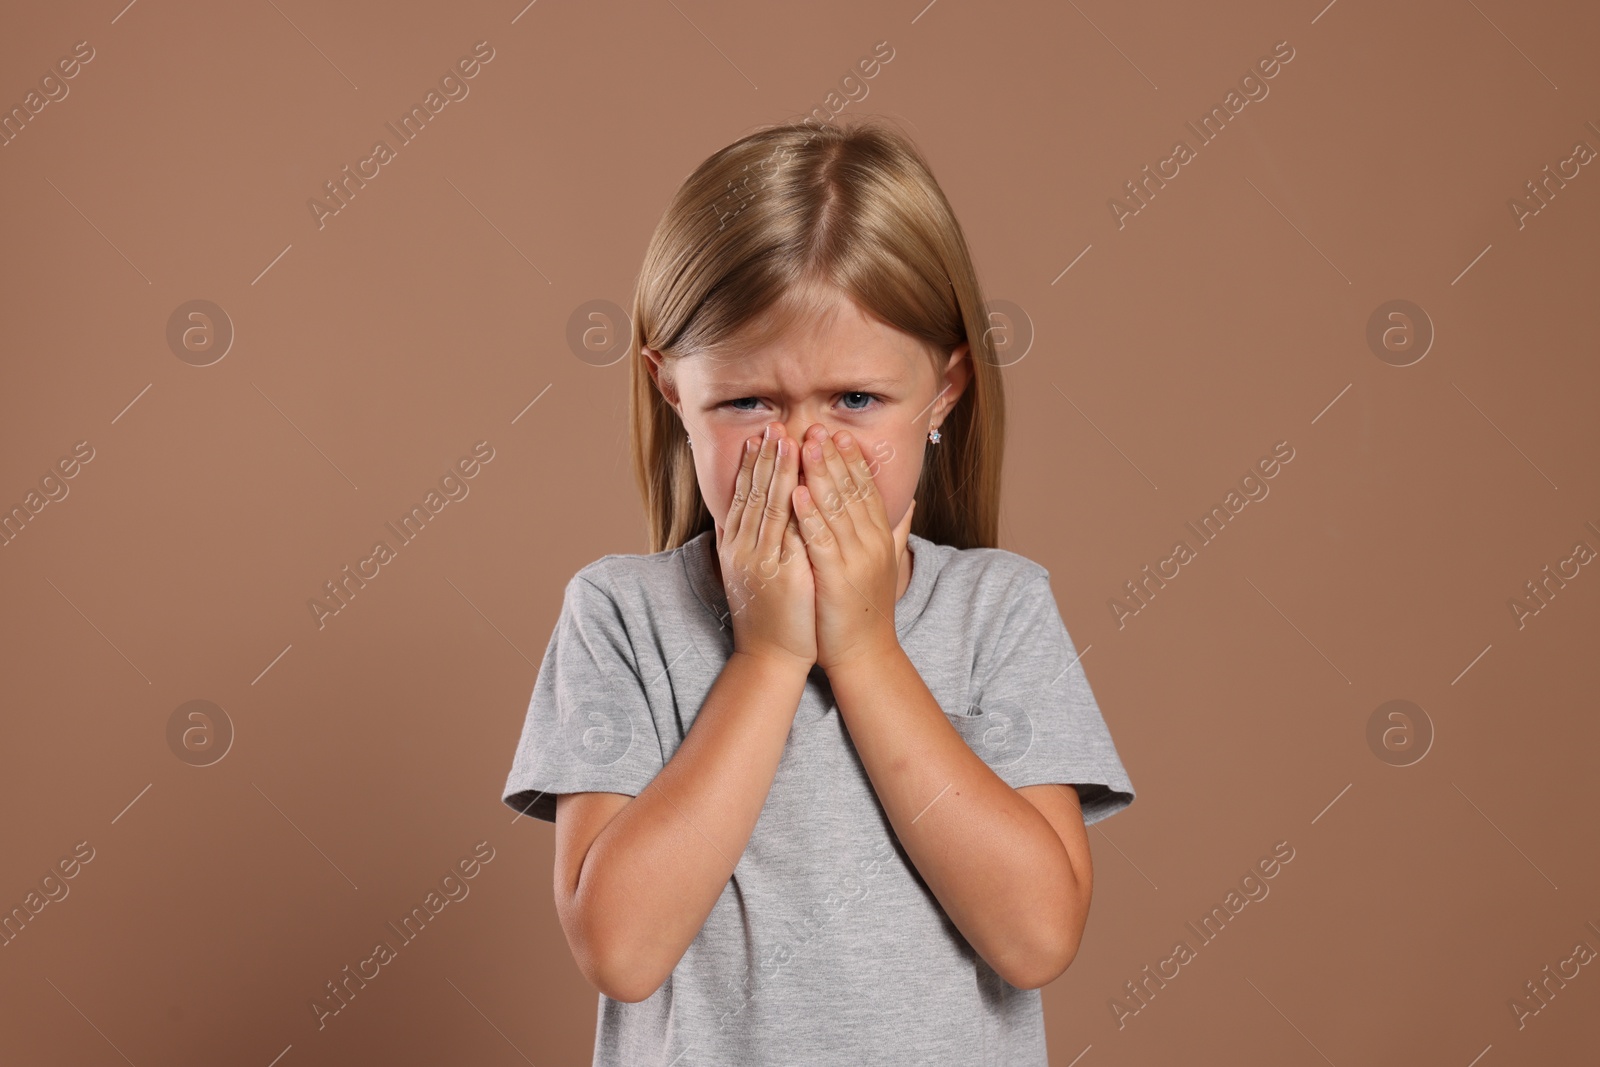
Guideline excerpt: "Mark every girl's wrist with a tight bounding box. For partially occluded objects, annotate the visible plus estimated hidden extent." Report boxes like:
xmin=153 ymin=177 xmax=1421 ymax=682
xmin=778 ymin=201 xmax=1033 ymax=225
xmin=729 ymin=646 xmax=814 ymax=681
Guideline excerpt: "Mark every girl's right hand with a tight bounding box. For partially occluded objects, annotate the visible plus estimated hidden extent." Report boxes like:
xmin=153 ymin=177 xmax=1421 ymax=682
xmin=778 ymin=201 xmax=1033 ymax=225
xmin=717 ymin=423 xmax=816 ymax=671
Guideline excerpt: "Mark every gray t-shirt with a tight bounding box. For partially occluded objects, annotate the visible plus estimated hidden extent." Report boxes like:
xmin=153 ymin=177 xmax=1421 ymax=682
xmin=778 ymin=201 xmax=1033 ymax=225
xmin=502 ymin=529 xmax=1136 ymax=1066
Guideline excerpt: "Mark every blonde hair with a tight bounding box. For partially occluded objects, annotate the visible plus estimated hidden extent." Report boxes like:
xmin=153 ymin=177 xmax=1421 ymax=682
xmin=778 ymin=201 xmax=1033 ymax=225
xmin=628 ymin=116 xmax=1005 ymax=554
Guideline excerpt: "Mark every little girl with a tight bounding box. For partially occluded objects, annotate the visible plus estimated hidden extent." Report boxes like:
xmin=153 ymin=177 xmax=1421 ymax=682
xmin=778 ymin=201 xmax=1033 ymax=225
xmin=503 ymin=117 xmax=1136 ymax=1066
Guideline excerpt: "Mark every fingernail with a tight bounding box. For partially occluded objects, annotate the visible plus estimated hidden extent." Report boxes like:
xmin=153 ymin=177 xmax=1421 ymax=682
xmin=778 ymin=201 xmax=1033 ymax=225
xmin=837 ymin=431 xmax=854 ymax=448
xmin=763 ymin=424 xmax=774 ymax=442
xmin=777 ymin=437 xmax=789 ymax=458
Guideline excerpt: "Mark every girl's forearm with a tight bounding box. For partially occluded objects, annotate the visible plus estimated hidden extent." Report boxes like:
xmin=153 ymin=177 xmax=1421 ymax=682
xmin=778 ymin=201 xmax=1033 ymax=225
xmin=573 ymin=650 xmax=811 ymax=1002
xmin=825 ymin=646 xmax=1085 ymax=990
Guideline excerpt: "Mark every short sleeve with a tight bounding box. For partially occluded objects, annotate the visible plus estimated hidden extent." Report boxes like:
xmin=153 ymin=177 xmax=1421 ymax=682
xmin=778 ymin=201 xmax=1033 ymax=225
xmin=960 ymin=570 xmax=1136 ymax=825
xmin=501 ymin=572 xmax=666 ymax=824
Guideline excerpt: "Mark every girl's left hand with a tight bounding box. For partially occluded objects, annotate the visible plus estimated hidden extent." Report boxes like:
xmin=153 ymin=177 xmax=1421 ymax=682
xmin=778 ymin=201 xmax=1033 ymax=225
xmin=793 ymin=426 xmax=917 ymax=674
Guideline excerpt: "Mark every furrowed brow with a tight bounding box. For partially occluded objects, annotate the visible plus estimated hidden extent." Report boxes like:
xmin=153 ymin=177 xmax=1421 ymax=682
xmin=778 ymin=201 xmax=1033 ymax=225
xmin=716 ymin=375 xmax=903 ymax=393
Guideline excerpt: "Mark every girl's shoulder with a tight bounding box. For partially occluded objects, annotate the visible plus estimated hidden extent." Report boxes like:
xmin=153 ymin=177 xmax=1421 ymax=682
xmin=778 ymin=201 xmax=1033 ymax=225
xmin=568 ymin=531 xmax=704 ymax=579
xmin=913 ymin=534 xmax=1052 ymax=596
xmin=569 ymin=545 xmax=681 ymax=584
xmin=560 ymin=533 xmax=712 ymax=611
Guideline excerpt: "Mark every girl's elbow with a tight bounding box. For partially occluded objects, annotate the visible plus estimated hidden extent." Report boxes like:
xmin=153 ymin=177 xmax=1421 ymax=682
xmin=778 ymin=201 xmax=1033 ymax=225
xmin=559 ymin=879 xmax=666 ymax=1002
xmin=594 ymin=966 xmax=660 ymax=1004
xmin=576 ymin=923 xmax=671 ymax=1003
xmin=1022 ymin=887 xmax=1092 ymax=987
xmin=1004 ymin=938 xmax=1079 ymax=991
xmin=1002 ymin=918 xmax=1083 ymax=990
xmin=568 ymin=935 xmax=648 ymax=1002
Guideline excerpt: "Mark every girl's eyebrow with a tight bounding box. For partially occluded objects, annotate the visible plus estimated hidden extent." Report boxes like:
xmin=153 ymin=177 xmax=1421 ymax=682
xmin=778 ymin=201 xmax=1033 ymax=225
xmin=715 ymin=375 xmax=903 ymax=393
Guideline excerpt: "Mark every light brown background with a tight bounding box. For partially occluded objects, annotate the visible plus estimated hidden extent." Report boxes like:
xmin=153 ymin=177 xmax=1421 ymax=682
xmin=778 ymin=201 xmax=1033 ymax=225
xmin=2 ymin=0 xmax=1597 ymax=1064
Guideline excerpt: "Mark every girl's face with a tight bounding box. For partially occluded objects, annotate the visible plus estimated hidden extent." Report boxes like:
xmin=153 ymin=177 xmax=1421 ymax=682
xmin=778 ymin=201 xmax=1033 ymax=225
xmin=648 ymin=289 xmax=970 ymax=544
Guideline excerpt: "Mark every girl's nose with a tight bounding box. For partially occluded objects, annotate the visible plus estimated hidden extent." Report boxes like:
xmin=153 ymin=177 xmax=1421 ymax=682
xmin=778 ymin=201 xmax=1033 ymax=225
xmin=782 ymin=419 xmax=829 ymax=445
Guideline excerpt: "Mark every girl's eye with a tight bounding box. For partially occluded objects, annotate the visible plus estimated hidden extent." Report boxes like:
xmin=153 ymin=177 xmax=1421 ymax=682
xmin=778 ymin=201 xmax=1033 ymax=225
xmin=839 ymin=392 xmax=880 ymax=412
xmin=721 ymin=393 xmax=883 ymax=413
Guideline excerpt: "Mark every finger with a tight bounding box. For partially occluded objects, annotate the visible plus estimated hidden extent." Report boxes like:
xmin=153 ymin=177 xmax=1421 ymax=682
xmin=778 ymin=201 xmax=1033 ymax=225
xmin=792 ymin=482 xmax=840 ymax=561
xmin=741 ymin=424 xmax=780 ymax=547
xmin=796 ymin=438 xmax=832 ymax=536
xmin=725 ymin=435 xmax=760 ymax=544
xmin=756 ymin=431 xmax=796 ymax=572
xmin=833 ymin=430 xmax=888 ymax=531
xmin=800 ymin=428 xmax=851 ymax=537
xmin=780 ymin=507 xmax=807 ymax=569
xmin=812 ymin=431 xmax=868 ymax=546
